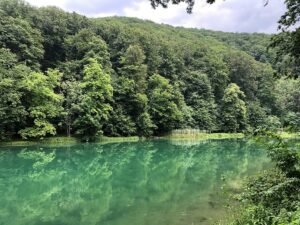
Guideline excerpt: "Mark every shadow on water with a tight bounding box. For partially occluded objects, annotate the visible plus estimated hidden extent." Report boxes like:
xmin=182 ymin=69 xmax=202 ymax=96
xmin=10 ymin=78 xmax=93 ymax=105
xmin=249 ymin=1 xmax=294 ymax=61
xmin=0 ymin=139 xmax=270 ymax=225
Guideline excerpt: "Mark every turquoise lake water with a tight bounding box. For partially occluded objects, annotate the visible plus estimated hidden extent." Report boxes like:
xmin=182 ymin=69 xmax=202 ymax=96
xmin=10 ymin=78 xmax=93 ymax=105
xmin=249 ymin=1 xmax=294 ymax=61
xmin=0 ymin=139 xmax=271 ymax=225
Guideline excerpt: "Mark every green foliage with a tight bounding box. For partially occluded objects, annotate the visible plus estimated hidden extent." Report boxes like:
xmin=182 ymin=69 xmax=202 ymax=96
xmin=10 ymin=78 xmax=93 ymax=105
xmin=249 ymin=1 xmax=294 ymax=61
xmin=264 ymin=115 xmax=282 ymax=131
xmin=275 ymin=77 xmax=300 ymax=116
xmin=120 ymin=45 xmax=148 ymax=91
xmin=103 ymin=106 xmax=137 ymax=137
xmin=64 ymin=28 xmax=111 ymax=76
xmin=221 ymin=83 xmax=248 ymax=132
xmin=0 ymin=2 xmax=299 ymax=139
xmin=115 ymin=45 xmax=154 ymax=136
xmin=256 ymin=65 xmax=277 ymax=112
xmin=0 ymin=48 xmax=29 ymax=139
xmin=247 ymin=101 xmax=267 ymax=130
xmin=225 ymin=51 xmax=258 ymax=100
xmin=201 ymin=29 xmax=276 ymax=65
xmin=181 ymin=71 xmax=217 ymax=130
xmin=229 ymin=133 xmax=300 ymax=225
xmin=0 ymin=1 xmax=299 ymax=224
xmin=271 ymin=0 xmax=300 ymax=78
xmin=73 ymin=59 xmax=113 ymax=140
xmin=19 ymin=69 xmax=63 ymax=139
xmin=284 ymin=112 xmax=300 ymax=132
xmin=0 ymin=14 xmax=44 ymax=69
xmin=148 ymin=74 xmax=185 ymax=134
xmin=60 ymin=80 xmax=82 ymax=136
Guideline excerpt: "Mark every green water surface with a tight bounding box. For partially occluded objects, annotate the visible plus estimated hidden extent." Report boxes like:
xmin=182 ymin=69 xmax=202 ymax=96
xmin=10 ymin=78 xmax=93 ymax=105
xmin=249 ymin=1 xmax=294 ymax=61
xmin=0 ymin=139 xmax=270 ymax=225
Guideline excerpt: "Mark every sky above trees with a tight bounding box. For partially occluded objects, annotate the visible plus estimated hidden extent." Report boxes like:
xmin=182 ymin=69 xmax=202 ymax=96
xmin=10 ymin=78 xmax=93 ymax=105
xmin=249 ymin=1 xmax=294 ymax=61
xmin=26 ymin=0 xmax=286 ymax=33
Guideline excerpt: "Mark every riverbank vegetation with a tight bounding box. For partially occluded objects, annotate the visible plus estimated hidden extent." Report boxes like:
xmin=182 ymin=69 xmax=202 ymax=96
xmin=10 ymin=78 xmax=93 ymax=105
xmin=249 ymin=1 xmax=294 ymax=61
xmin=0 ymin=136 xmax=140 ymax=147
xmin=0 ymin=0 xmax=299 ymax=142
xmin=226 ymin=133 xmax=300 ymax=225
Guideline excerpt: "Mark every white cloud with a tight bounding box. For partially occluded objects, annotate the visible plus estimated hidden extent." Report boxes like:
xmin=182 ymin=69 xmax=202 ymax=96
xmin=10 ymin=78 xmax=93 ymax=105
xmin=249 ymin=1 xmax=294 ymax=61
xmin=26 ymin=0 xmax=67 ymax=9
xmin=25 ymin=0 xmax=286 ymax=33
xmin=124 ymin=1 xmax=187 ymax=24
xmin=123 ymin=0 xmax=286 ymax=33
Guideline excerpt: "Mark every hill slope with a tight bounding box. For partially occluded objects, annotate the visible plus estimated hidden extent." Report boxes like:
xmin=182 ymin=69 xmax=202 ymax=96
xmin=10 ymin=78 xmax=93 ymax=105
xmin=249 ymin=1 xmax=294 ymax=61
xmin=0 ymin=0 xmax=299 ymax=139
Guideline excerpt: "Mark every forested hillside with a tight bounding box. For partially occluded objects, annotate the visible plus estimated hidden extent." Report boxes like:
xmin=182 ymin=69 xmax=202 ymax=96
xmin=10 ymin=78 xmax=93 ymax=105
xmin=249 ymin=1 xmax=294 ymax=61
xmin=0 ymin=0 xmax=299 ymax=140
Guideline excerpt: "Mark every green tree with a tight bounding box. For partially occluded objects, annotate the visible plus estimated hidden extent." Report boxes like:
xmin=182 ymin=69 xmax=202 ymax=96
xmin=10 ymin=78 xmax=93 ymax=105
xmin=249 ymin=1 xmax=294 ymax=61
xmin=19 ymin=69 xmax=63 ymax=139
xmin=119 ymin=44 xmax=148 ymax=92
xmin=148 ymin=74 xmax=185 ymax=134
xmin=183 ymin=47 xmax=229 ymax=100
xmin=0 ymin=0 xmax=34 ymax=19
xmin=103 ymin=106 xmax=137 ymax=137
xmin=274 ymin=77 xmax=300 ymax=131
xmin=275 ymin=77 xmax=300 ymax=115
xmin=105 ymin=77 xmax=137 ymax=136
xmin=181 ymin=71 xmax=217 ymax=130
xmin=247 ymin=101 xmax=267 ymax=130
xmin=0 ymin=15 xmax=44 ymax=69
xmin=256 ymin=65 xmax=276 ymax=113
xmin=32 ymin=6 xmax=69 ymax=69
xmin=284 ymin=112 xmax=300 ymax=132
xmin=64 ymin=28 xmax=111 ymax=77
xmin=73 ymin=59 xmax=113 ymax=140
xmin=225 ymin=51 xmax=258 ymax=100
xmin=117 ymin=45 xmax=155 ymax=136
xmin=0 ymin=48 xmax=29 ymax=139
xmin=60 ymin=80 xmax=82 ymax=137
xmin=157 ymin=44 xmax=183 ymax=81
xmin=221 ymin=83 xmax=248 ymax=132
xmin=271 ymin=0 xmax=300 ymax=78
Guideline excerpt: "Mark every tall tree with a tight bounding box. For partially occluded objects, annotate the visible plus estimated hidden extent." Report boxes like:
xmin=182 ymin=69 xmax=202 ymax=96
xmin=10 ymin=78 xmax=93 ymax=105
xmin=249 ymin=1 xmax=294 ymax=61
xmin=19 ymin=69 xmax=63 ymax=139
xmin=247 ymin=101 xmax=268 ymax=130
xmin=148 ymin=74 xmax=185 ymax=134
xmin=117 ymin=45 xmax=155 ymax=136
xmin=0 ymin=48 xmax=29 ymax=139
xmin=221 ymin=83 xmax=248 ymax=132
xmin=104 ymin=76 xmax=137 ymax=136
xmin=181 ymin=71 xmax=217 ymax=130
xmin=60 ymin=79 xmax=82 ymax=137
xmin=225 ymin=51 xmax=258 ymax=100
xmin=119 ymin=44 xmax=148 ymax=92
xmin=274 ymin=77 xmax=300 ymax=117
xmin=73 ymin=59 xmax=113 ymax=140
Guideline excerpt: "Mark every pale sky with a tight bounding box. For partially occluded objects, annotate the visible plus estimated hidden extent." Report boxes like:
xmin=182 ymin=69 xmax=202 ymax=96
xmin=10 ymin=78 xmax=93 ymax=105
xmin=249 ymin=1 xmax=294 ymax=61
xmin=26 ymin=0 xmax=286 ymax=33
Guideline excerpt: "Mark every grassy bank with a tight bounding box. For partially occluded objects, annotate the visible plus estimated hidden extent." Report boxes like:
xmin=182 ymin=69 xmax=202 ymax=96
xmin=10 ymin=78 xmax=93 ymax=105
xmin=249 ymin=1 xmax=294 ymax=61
xmin=163 ymin=131 xmax=245 ymax=140
xmin=0 ymin=137 xmax=80 ymax=147
xmin=277 ymin=131 xmax=300 ymax=139
xmin=163 ymin=130 xmax=300 ymax=140
xmin=0 ymin=136 xmax=140 ymax=147
xmin=95 ymin=136 xmax=140 ymax=144
xmin=0 ymin=132 xmax=298 ymax=147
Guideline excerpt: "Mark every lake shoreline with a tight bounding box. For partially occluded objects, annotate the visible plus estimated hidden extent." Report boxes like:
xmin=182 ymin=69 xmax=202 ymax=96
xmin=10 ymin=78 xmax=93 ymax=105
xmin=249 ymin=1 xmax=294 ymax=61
xmin=0 ymin=132 xmax=298 ymax=147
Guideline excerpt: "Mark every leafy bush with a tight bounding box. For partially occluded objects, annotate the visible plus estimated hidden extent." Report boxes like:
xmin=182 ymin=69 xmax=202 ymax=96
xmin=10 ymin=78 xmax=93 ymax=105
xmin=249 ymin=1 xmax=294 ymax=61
xmin=229 ymin=134 xmax=300 ymax=225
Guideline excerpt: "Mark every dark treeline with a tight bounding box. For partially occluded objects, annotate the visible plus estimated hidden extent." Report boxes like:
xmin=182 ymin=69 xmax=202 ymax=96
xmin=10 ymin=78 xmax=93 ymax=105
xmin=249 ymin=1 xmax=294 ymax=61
xmin=0 ymin=0 xmax=299 ymax=140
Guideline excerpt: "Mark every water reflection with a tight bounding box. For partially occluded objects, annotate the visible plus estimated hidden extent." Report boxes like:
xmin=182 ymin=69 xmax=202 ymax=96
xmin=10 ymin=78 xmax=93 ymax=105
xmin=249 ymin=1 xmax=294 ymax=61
xmin=0 ymin=139 xmax=269 ymax=225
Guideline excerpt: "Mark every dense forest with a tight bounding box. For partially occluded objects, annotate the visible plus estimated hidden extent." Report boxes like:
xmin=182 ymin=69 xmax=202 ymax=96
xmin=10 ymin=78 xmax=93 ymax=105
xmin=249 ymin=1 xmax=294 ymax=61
xmin=1 ymin=1 xmax=300 ymax=225
xmin=0 ymin=0 xmax=299 ymax=141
